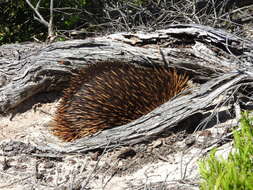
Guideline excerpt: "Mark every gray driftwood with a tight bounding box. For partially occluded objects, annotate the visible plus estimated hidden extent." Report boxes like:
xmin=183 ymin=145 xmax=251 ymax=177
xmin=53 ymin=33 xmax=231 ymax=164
xmin=1 ymin=24 xmax=253 ymax=152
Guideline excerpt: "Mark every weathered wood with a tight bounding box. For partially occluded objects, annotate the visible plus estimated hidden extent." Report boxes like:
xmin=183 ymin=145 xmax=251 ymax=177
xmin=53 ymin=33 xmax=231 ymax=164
xmin=1 ymin=24 xmax=252 ymax=113
xmin=0 ymin=24 xmax=253 ymax=152
xmin=32 ymin=71 xmax=252 ymax=153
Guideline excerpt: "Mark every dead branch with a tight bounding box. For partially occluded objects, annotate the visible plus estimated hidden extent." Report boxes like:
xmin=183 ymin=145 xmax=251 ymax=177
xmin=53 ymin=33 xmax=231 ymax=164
xmin=25 ymin=0 xmax=55 ymax=41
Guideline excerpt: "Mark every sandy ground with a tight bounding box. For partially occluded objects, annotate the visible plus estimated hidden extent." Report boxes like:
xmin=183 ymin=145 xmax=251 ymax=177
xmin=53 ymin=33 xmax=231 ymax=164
xmin=0 ymin=92 xmax=235 ymax=190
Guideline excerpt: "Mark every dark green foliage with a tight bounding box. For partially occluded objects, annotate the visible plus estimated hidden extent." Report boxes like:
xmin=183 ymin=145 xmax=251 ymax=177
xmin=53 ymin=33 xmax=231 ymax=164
xmin=0 ymin=0 xmax=252 ymax=45
xmin=0 ymin=0 xmax=46 ymax=44
xmin=0 ymin=0 xmax=97 ymax=44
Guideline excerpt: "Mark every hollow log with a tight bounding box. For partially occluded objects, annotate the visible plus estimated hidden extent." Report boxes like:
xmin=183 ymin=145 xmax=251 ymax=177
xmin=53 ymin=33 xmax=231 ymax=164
xmin=0 ymin=24 xmax=253 ymax=152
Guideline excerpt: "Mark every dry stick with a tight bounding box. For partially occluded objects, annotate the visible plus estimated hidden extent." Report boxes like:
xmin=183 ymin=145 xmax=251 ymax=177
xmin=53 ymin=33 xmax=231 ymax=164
xmin=25 ymin=0 xmax=55 ymax=41
xmin=211 ymin=0 xmax=218 ymax=26
xmin=221 ymin=4 xmax=253 ymax=18
xmin=101 ymin=154 xmax=137 ymax=189
xmin=179 ymin=84 xmax=241 ymax=179
xmin=48 ymin=0 xmax=54 ymax=39
xmin=82 ymin=141 xmax=111 ymax=188
xmin=0 ymin=176 xmax=32 ymax=189
xmin=102 ymin=161 xmax=120 ymax=190
xmin=180 ymin=113 xmax=237 ymax=180
xmin=67 ymin=156 xmax=90 ymax=189
xmin=159 ymin=47 xmax=169 ymax=67
xmin=25 ymin=0 xmax=49 ymax=27
xmin=194 ymin=90 xmax=232 ymax=133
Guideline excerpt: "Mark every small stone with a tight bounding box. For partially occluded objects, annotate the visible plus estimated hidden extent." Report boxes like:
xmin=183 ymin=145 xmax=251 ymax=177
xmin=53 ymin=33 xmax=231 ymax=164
xmin=46 ymin=176 xmax=54 ymax=183
xmin=44 ymin=162 xmax=55 ymax=169
xmin=17 ymin=156 xmax=29 ymax=163
xmin=14 ymin=165 xmax=27 ymax=172
xmin=90 ymin=151 xmax=101 ymax=161
xmin=68 ymin=159 xmax=77 ymax=165
xmin=200 ymin=130 xmax=212 ymax=137
xmin=20 ymin=165 xmax=28 ymax=170
xmin=185 ymin=136 xmax=196 ymax=146
xmin=2 ymin=158 xmax=11 ymax=171
xmin=151 ymin=139 xmax=163 ymax=148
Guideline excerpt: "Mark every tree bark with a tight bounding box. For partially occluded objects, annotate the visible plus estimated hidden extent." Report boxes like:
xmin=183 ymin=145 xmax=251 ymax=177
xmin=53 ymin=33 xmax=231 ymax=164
xmin=0 ymin=24 xmax=253 ymax=152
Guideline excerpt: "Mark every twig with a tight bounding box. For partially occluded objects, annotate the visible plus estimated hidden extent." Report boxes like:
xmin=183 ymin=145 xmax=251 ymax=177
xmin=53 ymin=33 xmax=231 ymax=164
xmin=0 ymin=176 xmax=32 ymax=188
xmin=82 ymin=141 xmax=111 ymax=188
xmin=25 ymin=0 xmax=55 ymax=41
xmin=25 ymin=0 xmax=48 ymax=27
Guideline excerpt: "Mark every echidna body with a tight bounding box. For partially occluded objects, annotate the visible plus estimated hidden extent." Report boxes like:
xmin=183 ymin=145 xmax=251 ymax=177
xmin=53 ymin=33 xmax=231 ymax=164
xmin=52 ymin=62 xmax=189 ymax=142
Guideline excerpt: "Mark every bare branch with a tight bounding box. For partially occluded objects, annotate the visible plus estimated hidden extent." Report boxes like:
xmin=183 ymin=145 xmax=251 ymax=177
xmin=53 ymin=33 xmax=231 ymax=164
xmin=48 ymin=0 xmax=54 ymax=38
xmin=35 ymin=0 xmax=41 ymax=10
xmin=25 ymin=0 xmax=55 ymax=42
xmin=25 ymin=0 xmax=49 ymax=27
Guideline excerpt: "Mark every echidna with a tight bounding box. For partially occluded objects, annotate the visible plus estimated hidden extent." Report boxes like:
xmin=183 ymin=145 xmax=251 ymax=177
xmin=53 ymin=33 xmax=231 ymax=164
xmin=52 ymin=61 xmax=189 ymax=142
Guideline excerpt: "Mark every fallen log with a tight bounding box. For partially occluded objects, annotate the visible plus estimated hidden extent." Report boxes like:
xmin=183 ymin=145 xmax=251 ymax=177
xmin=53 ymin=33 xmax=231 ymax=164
xmin=0 ymin=24 xmax=253 ymax=152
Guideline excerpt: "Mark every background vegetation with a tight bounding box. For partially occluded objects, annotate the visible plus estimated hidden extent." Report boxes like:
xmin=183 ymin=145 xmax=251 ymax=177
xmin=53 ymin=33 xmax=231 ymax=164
xmin=199 ymin=112 xmax=253 ymax=190
xmin=0 ymin=0 xmax=252 ymax=45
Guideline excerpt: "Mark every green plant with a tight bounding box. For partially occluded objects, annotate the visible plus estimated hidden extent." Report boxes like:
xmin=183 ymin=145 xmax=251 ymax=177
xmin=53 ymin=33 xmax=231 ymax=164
xmin=0 ymin=0 xmax=91 ymax=45
xmin=199 ymin=112 xmax=253 ymax=190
